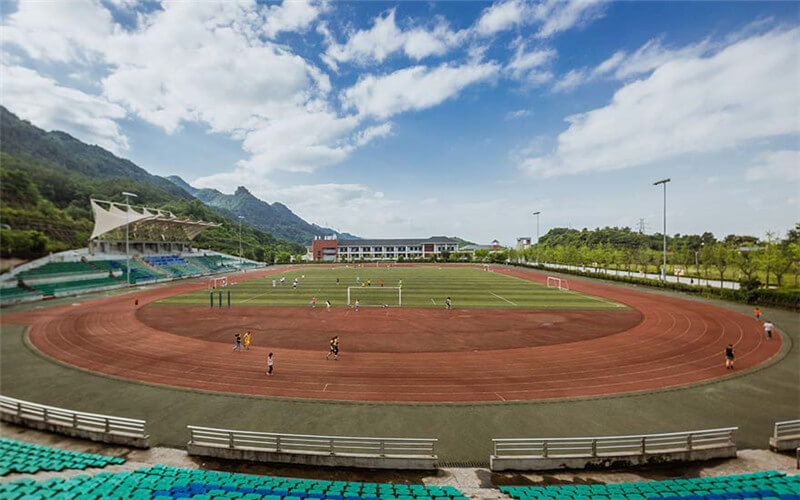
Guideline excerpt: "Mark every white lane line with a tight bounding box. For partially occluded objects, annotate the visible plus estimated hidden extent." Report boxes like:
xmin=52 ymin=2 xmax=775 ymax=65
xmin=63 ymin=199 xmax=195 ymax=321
xmin=323 ymin=383 xmax=329 ymax=392
xmin=490 ymin=292 xmax=517 ymax=306
xmin=495 ymin=392 xmax=506 ymax=401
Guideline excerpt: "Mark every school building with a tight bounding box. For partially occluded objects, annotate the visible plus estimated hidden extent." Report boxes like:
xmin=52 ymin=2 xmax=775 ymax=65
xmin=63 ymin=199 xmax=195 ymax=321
xmin=310 ymin=236 xmax=460 ymax=262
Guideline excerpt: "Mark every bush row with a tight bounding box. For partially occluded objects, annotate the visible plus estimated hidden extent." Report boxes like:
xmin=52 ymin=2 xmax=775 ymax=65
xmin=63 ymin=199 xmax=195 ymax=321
xmin=511 ymin=263 xmax=800 ymax=311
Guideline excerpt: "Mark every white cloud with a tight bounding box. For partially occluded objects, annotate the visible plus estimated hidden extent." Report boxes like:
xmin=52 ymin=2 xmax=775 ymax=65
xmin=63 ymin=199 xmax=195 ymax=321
xmin=355 ymin=122 xmax=393 ymax=146
xmin=262 ymin=0 xmax=326 ymax=39
xmin=505 ymin=108 xmax=532 ymax=120
xmin=506 ymin=43 xmax=556 ymax=83
xmin=552 ymin=68 xmax=588 ymax=92
xmin=323 ymin=9 xmax=463 ymax=68
xmin=341 ymin=62 xmax=500 ymax=119
xmin=476 ymin=0 xmax=604 ymax=38
xmin=519 ymin=28 xmax=800 ymax=178
xmin=745 ymin=150 xmax=800 ymax=182
xmin=1 ymin=64 xmax=129 ymax=153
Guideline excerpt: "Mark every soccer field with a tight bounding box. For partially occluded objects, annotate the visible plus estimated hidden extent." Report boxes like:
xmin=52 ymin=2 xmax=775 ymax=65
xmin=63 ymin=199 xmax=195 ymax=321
xmin=158 ymin=266 xmax=626 ymax=309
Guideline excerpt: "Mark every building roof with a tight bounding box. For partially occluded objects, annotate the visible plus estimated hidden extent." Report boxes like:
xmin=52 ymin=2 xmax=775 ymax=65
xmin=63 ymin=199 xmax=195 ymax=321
xmin=90 ymin=199 xmax=220 ymax=241
xmin=460 ymin=244 xmax=494 ymax=251
xmin=337 ymin=236 xmax=459 ymax=246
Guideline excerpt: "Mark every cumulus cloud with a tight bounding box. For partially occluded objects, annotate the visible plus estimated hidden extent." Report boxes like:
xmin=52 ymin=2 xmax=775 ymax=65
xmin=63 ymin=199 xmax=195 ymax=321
xmin=519 ymin=28 xmax=800 ymax=177
xmin=506 ymin=43 xmax=556 ymax=83
xmin=745 ymin=150 xmax=800 ymax=182
xmin=262 ymin=0 xmax=327 ymax=38
xmin=1 ymin=64 xmax=129 ymax=153
xmin=323 ymin=9 xmax=464 ymax=69
xmin=341 ymin=62 xmax=500 ymax=119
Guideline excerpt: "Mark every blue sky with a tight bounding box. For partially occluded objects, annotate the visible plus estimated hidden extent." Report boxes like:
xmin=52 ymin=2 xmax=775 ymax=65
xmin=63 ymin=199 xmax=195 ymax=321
xmin=1 ymin=0 xmax=798 ymax=244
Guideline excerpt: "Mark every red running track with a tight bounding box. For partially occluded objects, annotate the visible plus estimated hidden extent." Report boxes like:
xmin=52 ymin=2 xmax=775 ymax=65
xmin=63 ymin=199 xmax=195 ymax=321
xmin=2 ymin=266 xmax=781 ymax=402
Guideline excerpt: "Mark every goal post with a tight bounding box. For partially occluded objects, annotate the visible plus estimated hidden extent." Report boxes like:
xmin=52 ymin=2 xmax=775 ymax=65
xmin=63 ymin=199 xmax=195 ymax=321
xmin=347 ymin=286 xmax=402 ymax=307
xmin=546 ymin=276 xmax=569 ymax=291
xmin=209 ymin=276 xmax=228 ymax=289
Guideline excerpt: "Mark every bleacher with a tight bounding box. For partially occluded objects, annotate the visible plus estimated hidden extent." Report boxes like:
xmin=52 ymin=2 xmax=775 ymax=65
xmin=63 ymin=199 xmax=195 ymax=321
xmin=28 ymin=277 xmax=121 ymax=296
xmin=18 ymin=261 xmax=104 ymax=281
xmin=187 ymin=256 xmax=236 ymax=273
xmin=500 ymin=471 xmax=799 ymax=500
xmin=90 ymin=259 xmax=156 ymax=284
xmin=0 ymin=464 xmax=467 ymax=500
xmin=144 ymin=255 xmax=205 ymax=278
xmin=0 ymin=437 xmax=124 ymax=476
xmin=0 ymin=285 xmax=42 ymax=303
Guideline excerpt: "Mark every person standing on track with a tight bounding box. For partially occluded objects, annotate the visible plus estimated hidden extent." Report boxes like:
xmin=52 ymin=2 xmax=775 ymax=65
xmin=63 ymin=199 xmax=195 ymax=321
xmin=763 ymin=320 xmax=774 ymax=340
xmin=243 ymin=331 xmax=252 ymax=350
xmin=754 ymin=307 xmax=761 ymax=320
xmin=445 ymin=297 xmax=452 ymax=310
xmin=354 ymin=299 xmax=359 ymax=312
xmin=233 ymin=332 xmax=242 ymax=352
xmin=326 ymin=299 xmax=332 ymax=311
xmin=266 ymin=352 xmax=274 ymax=376
xmin=724 ymin=344 xmax=735 ymax=370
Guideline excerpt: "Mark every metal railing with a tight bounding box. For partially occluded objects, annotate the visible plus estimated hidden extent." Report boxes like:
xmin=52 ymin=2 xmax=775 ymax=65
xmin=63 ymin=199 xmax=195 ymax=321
xmin=0 ymin=395 xmax=147 ymax=439
xmin=188 ymin=425 xmax=436 ymax=458
xmin=774 ymin=420 xmax=800 ymax=439
xmin=492 ymin=427 xmax=737 ymax=458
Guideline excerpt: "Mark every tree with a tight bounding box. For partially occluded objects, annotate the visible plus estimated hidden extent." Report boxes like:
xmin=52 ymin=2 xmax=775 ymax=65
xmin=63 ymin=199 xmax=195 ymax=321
xmin=474 ymin=249 xmax=489 ymax=262
xmin=439 ymin=250 xmax=451 ymax=262
xmin=707 ymin=243 xmax=734 ymax=288
xmin=757 ymin=232 xmax=783 ymax=287
xmin=275 ymin=251 xmax=291 ymax=264
xmin=734 ymin=250 xmax=760 ymax=283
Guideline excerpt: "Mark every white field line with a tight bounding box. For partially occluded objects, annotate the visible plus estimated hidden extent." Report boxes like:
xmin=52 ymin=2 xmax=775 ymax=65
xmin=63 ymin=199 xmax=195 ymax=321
xmin=490 ymin=292 xmax=517 ymax=306
xmin=492 ymin=270 xmax=624 ymax=308
xmin=431 ymin=298 xmax=436 ymax=305
xmin=238 ymin=290 xmax=272 ymax=303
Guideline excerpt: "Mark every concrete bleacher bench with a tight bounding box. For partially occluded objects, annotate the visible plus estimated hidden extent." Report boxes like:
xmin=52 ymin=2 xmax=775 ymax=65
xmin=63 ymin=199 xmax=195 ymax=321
xmin=490 ymin=427 xmax=738 ymax=471
xmin=0 ymin=395 xmax=150 ymax=448
xmin=769 ymin=419 xmax=800 ymax=452
xmin=187 ymin=425 xmax=438 ymax=470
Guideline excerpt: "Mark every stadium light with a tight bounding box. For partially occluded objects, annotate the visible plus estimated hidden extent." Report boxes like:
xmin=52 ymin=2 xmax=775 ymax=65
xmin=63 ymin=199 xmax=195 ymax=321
xmin=533 ymin=211 xmax=541 ymax=265
xmin=238 ymin=216 xmax=245 ymax=263
xmin=122 ymin=192 xmax=138 ymax=287
xmin=653 ymin=179 xmax=670 ymax=281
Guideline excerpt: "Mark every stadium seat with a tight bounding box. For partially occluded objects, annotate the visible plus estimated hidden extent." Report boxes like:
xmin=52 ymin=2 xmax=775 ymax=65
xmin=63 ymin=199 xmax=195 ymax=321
xmin=0 ymin=464 xmax=468 ymax=499
xmin=498 ymin=473 xmax=799 ymax=500
xmin=0 ymin=437 xmax=124 ymax=476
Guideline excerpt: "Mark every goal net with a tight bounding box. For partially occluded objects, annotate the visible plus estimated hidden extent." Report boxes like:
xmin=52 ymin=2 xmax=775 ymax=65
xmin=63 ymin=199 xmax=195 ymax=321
xmin=209 ymin=277 xmax=228 ymax=289
xmin=347 ymin=286 xmax=402 ymax=307
xmin=546 ymin=276 xmax=569 ymax=291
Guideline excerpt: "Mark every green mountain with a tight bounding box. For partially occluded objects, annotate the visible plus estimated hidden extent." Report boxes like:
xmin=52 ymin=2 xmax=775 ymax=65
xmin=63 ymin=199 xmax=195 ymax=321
xmin=167 ymin=176 xmax=359 ymax=245
xmin=0 ymin=106 xmax=304 ymax=262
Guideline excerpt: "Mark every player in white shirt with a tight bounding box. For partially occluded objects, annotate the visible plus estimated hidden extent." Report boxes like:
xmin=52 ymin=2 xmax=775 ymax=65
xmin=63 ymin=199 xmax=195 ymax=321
xmin=763 ymin=320 xmax=774 ymax=339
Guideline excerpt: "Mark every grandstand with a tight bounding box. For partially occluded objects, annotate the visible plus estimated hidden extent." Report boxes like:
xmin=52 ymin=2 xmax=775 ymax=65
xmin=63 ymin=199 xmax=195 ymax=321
xmin=0 ymin=438 xmax=124 ymax=476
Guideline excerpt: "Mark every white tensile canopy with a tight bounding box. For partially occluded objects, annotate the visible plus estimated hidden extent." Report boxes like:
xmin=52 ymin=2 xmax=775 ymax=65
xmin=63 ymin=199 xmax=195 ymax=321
xmin=89 ymin=199 xmax=220 ymax=241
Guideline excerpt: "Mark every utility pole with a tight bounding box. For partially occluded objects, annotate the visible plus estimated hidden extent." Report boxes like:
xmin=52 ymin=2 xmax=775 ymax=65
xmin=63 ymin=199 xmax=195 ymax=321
xmin=122 ymin=191 xmax=138 ymax=286
xmin=238 ymin=216 xmax=244 ymax=263
xmin=653 ymin=179 xmax=670 ymax=281
xmin=533 ymin=211 xmax=541 ymax=264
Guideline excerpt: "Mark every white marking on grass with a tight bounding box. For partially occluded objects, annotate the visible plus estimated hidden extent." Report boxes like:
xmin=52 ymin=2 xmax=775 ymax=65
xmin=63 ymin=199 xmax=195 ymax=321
xmin=490 ymin=292 xmax=517 ymax=306
xmin=431 ymin=298 xmax=436 ymax=305
xmin=238 ymin=290 xmax=272 ymax=303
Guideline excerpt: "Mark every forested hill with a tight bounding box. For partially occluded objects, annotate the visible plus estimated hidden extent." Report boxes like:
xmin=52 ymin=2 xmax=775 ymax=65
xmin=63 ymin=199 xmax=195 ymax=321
xmin=0 ymin=106 xmax=304 ymax=262
xmin=167 ymin=177 xmax=359 ymax=245
xmin=538 ymin=226 xmax=760 ymax=251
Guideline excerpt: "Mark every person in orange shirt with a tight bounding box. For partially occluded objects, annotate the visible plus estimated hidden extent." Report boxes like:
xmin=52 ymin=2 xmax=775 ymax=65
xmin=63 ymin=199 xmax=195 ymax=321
xmin=753 ymin=307 xmax=761 ymax=320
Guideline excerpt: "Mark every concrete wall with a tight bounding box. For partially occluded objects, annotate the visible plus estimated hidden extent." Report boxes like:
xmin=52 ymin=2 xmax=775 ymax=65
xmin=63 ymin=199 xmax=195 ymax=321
xmin=490 ymin=445 xmax=737 ymax=471
xmin=1 ymin=413 xmax=150 ymax=449
xmin=187 ymin=443 xmax=437 ymax=470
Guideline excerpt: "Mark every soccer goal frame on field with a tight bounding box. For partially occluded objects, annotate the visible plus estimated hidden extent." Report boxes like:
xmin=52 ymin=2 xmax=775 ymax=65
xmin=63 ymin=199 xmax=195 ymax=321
xmin=209 ymin=277 xmax=228 ymax=289
xmin=546 ymin=276 xmax=569 ymax=291
xmin=347 ymin=286 xmax=402 ymax=307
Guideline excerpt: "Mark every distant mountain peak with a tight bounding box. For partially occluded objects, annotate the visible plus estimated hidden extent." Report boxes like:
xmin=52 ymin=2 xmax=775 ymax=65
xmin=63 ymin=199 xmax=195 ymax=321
xmin=234 ymin=186 xmax=253 ymax=197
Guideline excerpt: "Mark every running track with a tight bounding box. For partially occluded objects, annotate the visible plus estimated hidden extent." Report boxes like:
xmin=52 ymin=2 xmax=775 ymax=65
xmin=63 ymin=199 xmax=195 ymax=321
xmin=3 ymin=266 xmax=781 ymax=402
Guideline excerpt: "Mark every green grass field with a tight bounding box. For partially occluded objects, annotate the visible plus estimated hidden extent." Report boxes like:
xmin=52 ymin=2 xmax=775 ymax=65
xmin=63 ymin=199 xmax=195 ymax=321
xmin=158 ymin=266 xmax=625 ymax=309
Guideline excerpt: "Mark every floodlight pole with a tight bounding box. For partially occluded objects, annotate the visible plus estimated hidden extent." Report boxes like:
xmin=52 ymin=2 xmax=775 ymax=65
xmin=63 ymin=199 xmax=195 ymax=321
xmin=122 ymin=191 xmax=138 ymax=286
xmin=653 ymin=179 xmax=670 ymax=281
xmin=238 ymin=216 xmax=244 ymax=263
xmin=533 ymin=211 xmax=541 ymax=265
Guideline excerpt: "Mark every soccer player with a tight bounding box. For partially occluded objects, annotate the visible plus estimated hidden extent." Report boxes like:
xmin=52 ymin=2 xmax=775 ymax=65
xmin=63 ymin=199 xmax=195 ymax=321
xmin=266 ymin=353 xmax=274 ymax=376
xmin=272 ymin=279 xmax=276 ymax=287
xmin=724 ymin=344 xmax=735 ymax=370
xmin=367 ymin=279 xmax=372 ymax=286
xmin=243 ymin=331 xmax=252 ymax=350
xmin=325 ymin=336 xmax=338 ymax=360
xmin=292 ymin=280 xmax=298 ymax=291
xmin=445 ymin=297 xmax=452 ymax=310
xmin=333 ymin=337 xmax=340 ymax=361
xmin=380 ymin=280 xmax=385 ymax=287
xmin=233 ymin=333 xmax=242 ymax=352
xmin=763 ymin=320 xmax=774 ymax=340
xmin=311 ymin=296 xmax=317 ymax=308
xmin=336 ymin=278 xmax=340 ymax=285
xmin=326 ymin=300 xmax=331 ymax=311
xmin=753 ymin=307 xmax=761 ymax=320
xmin=280 ymin=276 xmax=285 ymax=285
xmin=354 ymin=299 xmax=359 ymax=311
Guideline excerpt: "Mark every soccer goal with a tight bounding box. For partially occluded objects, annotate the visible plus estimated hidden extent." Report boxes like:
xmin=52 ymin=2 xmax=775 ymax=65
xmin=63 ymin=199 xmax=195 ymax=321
xmin=347 ymin=286 xmax=402 ymax=307
xmin=209 ymin=276 xmax=228 ymax=289
xmin=546 ymin=276 xmax=569 ymax=291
